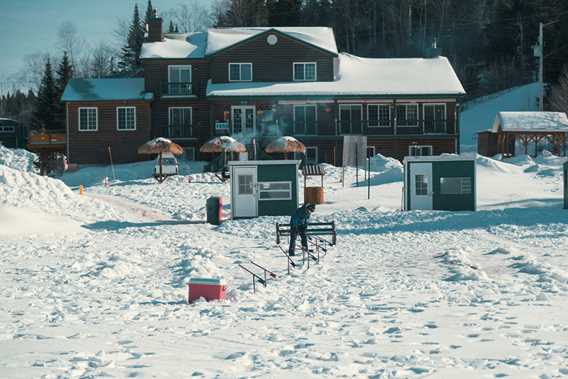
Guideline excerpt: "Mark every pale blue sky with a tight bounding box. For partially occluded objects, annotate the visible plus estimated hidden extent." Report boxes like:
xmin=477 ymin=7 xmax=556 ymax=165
xmin=0 ymin=0 xmax=213 ymax=90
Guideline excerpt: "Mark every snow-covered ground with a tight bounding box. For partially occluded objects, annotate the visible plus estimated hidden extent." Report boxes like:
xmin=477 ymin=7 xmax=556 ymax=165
xmin=1 ymin=147 xmax=568 ymax=378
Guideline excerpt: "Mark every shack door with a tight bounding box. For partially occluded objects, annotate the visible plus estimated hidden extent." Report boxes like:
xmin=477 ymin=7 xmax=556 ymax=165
xmin=410 ymin=163 xmax=433 ymax=210
xmin=233 ymin=166 xmax=257 ymax=218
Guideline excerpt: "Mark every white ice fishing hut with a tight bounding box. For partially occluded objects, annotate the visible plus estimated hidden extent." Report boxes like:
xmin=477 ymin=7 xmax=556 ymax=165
xmin=404 ymin=155 xmax=476 ymax=211
xmin=229 ymin=160 xmax=300 ymax=218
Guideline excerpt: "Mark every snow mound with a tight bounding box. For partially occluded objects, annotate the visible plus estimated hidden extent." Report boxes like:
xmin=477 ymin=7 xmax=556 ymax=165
xmin=0 ymin=144 xmax=37 ymax=173
xmin=369 ymin=153 xmax=402 ymax=173
xmin=534 ymin=150 xmax=567 ymax=166
xmin=510 ymin=255 xmax=568 ymax=283
xmin=506 ymin=154 xmax=535 ymax=167
xmin=475 ymin=154 xmax=522 ymax=174
xmin=0 ymin=164 xmax=76 ymax=213
xmin=436 ymin=249 xmax=487 ymax=282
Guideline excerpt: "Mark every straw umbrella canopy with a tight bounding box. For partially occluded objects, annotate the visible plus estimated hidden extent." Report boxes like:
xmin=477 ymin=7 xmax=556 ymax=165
xmin=199 ymin=136 xmax=247 ymax=153
xmin=138 ymin=138 xmax=184 ymax=183
xmin=265 ymin=136 xmax=305 ymax=154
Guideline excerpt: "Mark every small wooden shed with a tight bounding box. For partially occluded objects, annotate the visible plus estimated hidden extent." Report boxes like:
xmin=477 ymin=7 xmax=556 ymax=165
xmin=302 ymin=164 xmax=325 ymax=204
xmin=404 ymin=155 xmax=476 ymax=211
xmin=229 ymin=160 xmax=300 ymax=219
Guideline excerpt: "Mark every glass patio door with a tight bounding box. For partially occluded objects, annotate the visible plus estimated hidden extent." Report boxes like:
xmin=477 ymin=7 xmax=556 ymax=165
xmin=231 ymin=106 xmax=256 ymax=135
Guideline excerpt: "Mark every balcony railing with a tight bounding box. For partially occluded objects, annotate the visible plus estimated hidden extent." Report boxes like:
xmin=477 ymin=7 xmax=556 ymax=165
xmin=162 ymin=82 xmax=192 ymax=96
xmin=336 ymin=119 xmax=448 ymax=135
xmin=161 ymin=124 xmax=193 ymax=139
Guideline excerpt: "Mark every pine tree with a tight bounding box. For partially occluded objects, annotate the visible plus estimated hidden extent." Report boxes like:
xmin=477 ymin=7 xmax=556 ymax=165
xmin=168 ymin=20 xmax=175 ymax=33
xmin=54 ymin=52 xmax=73 ymax=129
xmin=33 ymin=59 xmax=58 ymax=130
xmin=119 ymin=4 xmax=146 ymax=72
xmin=174 ymin=24 xmax=179 ymax=33
xmin=145 ymin=0 xmax=154 ymax=27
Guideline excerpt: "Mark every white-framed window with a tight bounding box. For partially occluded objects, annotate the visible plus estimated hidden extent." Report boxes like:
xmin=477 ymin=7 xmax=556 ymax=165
xmin=396 ymin=104 xmax=418 ymax=127
xmin=440 ymin=177 xmax=472 ymax=195
xmin=423 ymin=103 xmax=447 ymax=133
xmin=293 ymin=62 xmax=317 ymax=81
xmin=116 ymin=107 xmax=136 ymax=131
xmin=228 ymin=63 xmax=252 ymax=81
xmin=415 ymin=174 xmax=428 ymax=195
xmin=258 ymin=181 xmax=292 ymax=201
xmin=409 ymin=145 xmax=433 ymax=156
xmin=78 ymin=107 xmax=98 ymax=131
xmin=238 ymin=174 xmax=254 ymax=195
xmin=305 ymin=146 xmax=318 ymax=164
xmin=293 ymin=105 xmax=317 ymax=135
xmin=368 ymin=104 xmax=391 ymax=127
xmin=167 ymin=65 xmax=192 ymax=96
xmin=339 ymin=104 xmax=363 ymax=134
xmin=184 ymin=147 xmax=196 ymax=161
xmin=367 ymin=146 xmax=376 ymax=158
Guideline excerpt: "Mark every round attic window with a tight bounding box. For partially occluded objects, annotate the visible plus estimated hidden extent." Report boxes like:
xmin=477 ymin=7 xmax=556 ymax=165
xmin=267 ymin=34 xmax=278 ymax=46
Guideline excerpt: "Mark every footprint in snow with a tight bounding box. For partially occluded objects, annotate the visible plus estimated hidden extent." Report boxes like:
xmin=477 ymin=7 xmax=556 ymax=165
xmin=225 ymin=351 xmax=246 ymax=360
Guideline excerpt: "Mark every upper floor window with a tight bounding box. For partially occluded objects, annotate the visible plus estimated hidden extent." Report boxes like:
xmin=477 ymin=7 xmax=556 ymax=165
xmin=294 ymin=62 xmax=316 ymax=81
xmin=423 ymin=104 xmax=447 ymax=133
xmin=229 ymin=63 xmax=252 ymax=82
xmin=396 ymin=104 xmax=418 ymax=127
xmin=167 ymin=65 xmax=192 ymax=96
xmin=368 ymin=104 xmax=391 ymax=127
xmin=293 ymin=105 xmax=317 ymax=135
xmin=78 ymin=107 xmax=97 ymax=131
xmin=0 ymin=124 xmax=15 ymax=133
xmin=117 ymin=107 xmax=136 ymax=131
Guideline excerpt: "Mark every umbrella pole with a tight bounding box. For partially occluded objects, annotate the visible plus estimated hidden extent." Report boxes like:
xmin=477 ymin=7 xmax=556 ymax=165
xmin=159 ymin=152 xmax=163 ymax=183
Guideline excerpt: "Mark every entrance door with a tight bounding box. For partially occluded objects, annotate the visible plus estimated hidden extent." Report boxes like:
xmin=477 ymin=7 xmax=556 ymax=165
xmin=410 ymin=163 xmax=433 ymax=210
xmin=233 ymin=166 xmax=257 ymax=218
xmin=231 ymin=106 xmax=255 ymax=135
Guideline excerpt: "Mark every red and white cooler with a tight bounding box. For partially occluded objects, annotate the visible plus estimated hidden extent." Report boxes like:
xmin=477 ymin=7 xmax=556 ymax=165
xmin=187 ymin=277 xmax=226 ymax=303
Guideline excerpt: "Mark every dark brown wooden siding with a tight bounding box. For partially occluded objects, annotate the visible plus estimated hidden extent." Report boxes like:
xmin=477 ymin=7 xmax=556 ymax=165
xmin=143 ymin=59 xmax=210 ymax=98
xmin=209 ymin=30 xmax=336 ymax=83
xmin=67 ymin=101 xmax=152 ymax=164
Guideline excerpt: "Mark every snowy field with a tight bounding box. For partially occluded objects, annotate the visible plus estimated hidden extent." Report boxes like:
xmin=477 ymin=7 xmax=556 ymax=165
xmin=1 ymin=148 xmax=568 ymax=378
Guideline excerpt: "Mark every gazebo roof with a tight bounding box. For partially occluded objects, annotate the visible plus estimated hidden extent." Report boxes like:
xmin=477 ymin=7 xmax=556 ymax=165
xmin=493 ymin=112 xmax=568 ymax=133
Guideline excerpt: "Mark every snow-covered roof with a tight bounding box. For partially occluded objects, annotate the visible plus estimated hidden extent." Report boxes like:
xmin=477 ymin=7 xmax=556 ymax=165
xmin=207 ymin=53 xmax=465 ymax=97
xmin=61 ymin=78 xmax=153 ymax=102
xmin=140 ymin=32 xmax=207 ymax=59
xmin=140 ymin=27 xmax=337 ymax=59
xmin=205 ymin=27 xmax=337 ymax=56
xmin=493 ymin=112 xmax=568 ymax=132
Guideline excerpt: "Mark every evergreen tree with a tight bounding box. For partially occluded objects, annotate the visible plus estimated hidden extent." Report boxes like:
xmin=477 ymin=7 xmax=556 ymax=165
xmin=174 ymin=24 xmax=179 ymax=33
xmin=119 ymin=4 xmax=145 ymax=72
xmin=33 ymin=59 xmax=58 ymax=130
xmin=145 ymin=0 xmax=155 ymax=27
xmin=54 ymin=51 xmax=73 ymax=129
xmin=168 ymin=20 xmax=175 ymax=33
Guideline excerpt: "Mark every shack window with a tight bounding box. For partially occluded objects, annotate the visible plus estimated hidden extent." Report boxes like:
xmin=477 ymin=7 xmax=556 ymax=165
xmin=415 ymin=174 xmax=428 ymax=195
xmin=440 ymin=177 xmax=472 ymax=195
xmin=238 ymin=175 xmax=253 ymax=195
xmin=259 ymin=181 xmax=292 ymax=200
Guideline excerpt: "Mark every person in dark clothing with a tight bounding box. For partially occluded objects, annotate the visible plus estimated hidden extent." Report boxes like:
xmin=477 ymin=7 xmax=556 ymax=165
xmin=289 ymin=203 xmax=316 ymax=256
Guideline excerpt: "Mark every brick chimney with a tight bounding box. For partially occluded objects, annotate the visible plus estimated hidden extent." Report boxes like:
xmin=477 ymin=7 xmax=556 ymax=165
xmin=146 ymin=9 xmax=162 ymax=43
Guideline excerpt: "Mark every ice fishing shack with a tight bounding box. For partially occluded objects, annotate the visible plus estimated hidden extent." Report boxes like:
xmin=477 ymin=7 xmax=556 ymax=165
xmin=404 ymin=155 xmax=476 ymax=211
xmin=229 ymin=160 xmax=300 ymax=218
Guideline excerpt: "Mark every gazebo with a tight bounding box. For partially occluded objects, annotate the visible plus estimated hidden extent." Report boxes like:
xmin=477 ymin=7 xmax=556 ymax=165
xmin=478 ymin=112 xmax=568 ymax=157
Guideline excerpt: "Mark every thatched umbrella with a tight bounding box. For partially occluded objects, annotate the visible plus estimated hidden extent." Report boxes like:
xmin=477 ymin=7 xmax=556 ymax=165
xmin=265 ymin=136 xmax=305 ymax=159
xmin=138 ymin=137 xmax=184 ymax=183
xmin=200 ymin=136 xmax=247 ymax=169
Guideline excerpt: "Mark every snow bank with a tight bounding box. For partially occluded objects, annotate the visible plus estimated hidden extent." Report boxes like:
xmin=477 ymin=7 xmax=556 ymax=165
xmin=0 ymin=144 xmax=37 ymax=172
xmin=475 ymin=154 xmax=522 ymax=174
xmin=436 ymin=248 xmax=488 ymax=282
xmin=0 ymin=206 xmax=84 ymax=239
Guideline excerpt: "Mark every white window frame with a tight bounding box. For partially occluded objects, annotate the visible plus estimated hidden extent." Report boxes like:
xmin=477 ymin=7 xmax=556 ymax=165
xmin=408 ymin=145 xmax=433 ymax=156
xmin=440 ymin=177 xmax=472 ymax=195
xmin=395 ymin=103 xmax=419 ymax=127
xmin=367 ymin=104 xmax=391 ymax=128
xmin=116 ymin=106 xmax=136 ymax=131
xmin=167 ymin=65 xmax=192 ymax=96
xmin=293 ymin=62 xmax=317 ymax=81
xmin=78 ymin=107 xmax=98 ymax=131
xmin=422 ymin=103 xmax=447 ymax=134
xmin=367 ymin=146 xmax=376 ymax=158
xmin=0 ymin=125 xmax=15 ymax=133
xmin=168 ymin=107 xmax=192 ymax=126
xmin=258 ymin=181 xmax=292 ymax=201
xmin=228 ymin=63 xmax=253 ymax=82
xmin=305 ymin=146 xmax=318 ymax=165
xmin=184 ymin=146 xmax=196 ymax=161
xmin=293 ymin=104 xmax=318 ymax=135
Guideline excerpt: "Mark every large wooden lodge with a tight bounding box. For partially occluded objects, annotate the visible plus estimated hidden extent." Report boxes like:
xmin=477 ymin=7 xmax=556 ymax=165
xmin=62 ymin=13 xmax=466 ymax=165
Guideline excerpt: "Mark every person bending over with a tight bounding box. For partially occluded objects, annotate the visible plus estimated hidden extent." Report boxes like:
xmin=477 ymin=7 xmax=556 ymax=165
xmin=289 ymin=203 xmax=316 ymax=256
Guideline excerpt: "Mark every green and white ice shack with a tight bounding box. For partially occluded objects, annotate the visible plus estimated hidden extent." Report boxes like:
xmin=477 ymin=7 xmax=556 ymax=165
xmin=229 ymin=160 xmax=300 ymax=218
xmin=404 ymin=156 xmax=476 ymax=211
